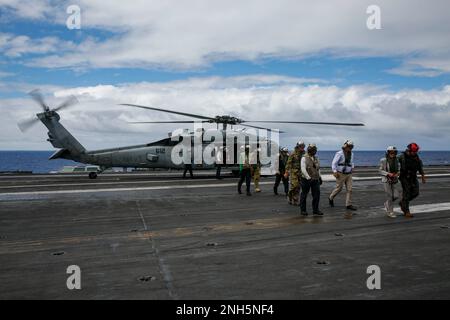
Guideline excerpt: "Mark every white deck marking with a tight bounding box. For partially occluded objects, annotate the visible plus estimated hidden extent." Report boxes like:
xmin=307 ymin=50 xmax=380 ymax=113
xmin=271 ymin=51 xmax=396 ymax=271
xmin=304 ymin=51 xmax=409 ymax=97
xmin=2 ymin=173 xmax=450 ymax=190
xmin=0 ymin=182 xmax=241 ymax=196
xmin=0 ymin=178 xmax=217 ymax=189
xmin=394 ymin=202 xmax=450 ymax=214
xmin=0 ymin=173 xmax=449 ymax=198
xmin=322 ymin=173 xmax=450 ymax=181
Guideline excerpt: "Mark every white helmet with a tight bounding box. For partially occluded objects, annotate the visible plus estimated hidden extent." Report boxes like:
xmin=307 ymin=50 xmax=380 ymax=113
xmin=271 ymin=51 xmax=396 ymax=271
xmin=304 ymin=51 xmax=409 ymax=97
xmin=281 ymin=147 xmax=289 ymax=152
xmin=343 ymin=140 xmax=354 ymax=148
xmin=296 ymin=140 xmax=305 ymax=148
xmin=386 ymin=146 xmax=398 ymax=154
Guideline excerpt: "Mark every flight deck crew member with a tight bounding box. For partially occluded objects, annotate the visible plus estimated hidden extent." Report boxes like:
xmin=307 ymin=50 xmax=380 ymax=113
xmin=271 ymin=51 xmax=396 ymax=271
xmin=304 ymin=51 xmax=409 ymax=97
xmin=215 ymin=146 xmax=224 ymax=179
xmin=284 ymin=140 xmax=305 ymax=205
xmin=300 ymin=144 xmax=323 ymax=216
xmin=399 ymin=143 xmax=426 ymax=218
xmin=274 ymin=147 xmax=289 ymax=196
xmin=252 ymin=148 xmax=262 ymax=193
xmin=379 ymin=146 xmax=400 ymax=218
xmin=183 ymin=164 xmax=193 ymax=178
xmin=183 ymin=144 xmax=193 ymax=179
xmin=329 ymin=140 xmax=357 ymax=210
xmin=238 ymin=145 xmax=252 ymax=196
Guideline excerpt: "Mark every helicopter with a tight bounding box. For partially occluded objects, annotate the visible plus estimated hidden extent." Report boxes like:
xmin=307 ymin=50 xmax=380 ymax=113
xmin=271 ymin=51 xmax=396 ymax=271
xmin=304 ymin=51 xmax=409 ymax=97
xmin=18 ymin=90 xmax=364 ymax=179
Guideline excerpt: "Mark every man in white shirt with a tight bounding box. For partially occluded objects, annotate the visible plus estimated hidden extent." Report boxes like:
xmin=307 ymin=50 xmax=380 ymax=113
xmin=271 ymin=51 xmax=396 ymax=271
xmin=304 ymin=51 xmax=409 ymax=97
xmin=329 ymin=140 xmax=357 ymax=211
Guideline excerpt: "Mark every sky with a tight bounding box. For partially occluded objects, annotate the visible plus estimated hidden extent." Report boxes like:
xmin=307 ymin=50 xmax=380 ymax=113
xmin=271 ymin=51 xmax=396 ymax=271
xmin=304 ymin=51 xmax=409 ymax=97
xmin=0 ymin=0 xmax=449 ymax=151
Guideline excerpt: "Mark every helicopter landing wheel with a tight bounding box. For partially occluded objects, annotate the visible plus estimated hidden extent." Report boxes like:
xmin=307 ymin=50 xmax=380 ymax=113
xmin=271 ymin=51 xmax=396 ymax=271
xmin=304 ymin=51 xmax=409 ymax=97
xmin=89 ymin=172 xmax=98 ymax=180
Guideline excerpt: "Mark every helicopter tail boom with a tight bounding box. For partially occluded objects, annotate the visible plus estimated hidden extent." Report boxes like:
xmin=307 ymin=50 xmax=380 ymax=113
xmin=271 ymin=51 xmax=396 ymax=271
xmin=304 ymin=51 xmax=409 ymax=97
xmin=37 ymin=111 xmax=86 ymax=161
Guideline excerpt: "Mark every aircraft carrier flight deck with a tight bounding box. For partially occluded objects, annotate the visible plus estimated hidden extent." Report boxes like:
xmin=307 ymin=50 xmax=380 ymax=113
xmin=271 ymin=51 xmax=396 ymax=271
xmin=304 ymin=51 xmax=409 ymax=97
xmin=1 ymin=166 xmax=450 ymax=299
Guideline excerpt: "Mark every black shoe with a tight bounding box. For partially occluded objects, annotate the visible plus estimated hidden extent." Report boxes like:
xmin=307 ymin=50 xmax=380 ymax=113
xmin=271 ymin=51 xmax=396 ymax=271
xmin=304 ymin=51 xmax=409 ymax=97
xmin=301 ymin=211 xmax=308 ymax=216
xmin=246 ymin=191 xmax=252 ymax=196
xmin=346 ymin=205 xmax=357 ymax=211
xmin=238 ymin=189 xmax=242 ymax=194
xmin=313 ymin=211 xmax=324 ymax=216
xmin=329 ymin=198 xmax=334 ymax=207
xmin=274 ymin=188 xmax=278 ymax=195
xmin=399 ymin=200 xmax=407 ymax=214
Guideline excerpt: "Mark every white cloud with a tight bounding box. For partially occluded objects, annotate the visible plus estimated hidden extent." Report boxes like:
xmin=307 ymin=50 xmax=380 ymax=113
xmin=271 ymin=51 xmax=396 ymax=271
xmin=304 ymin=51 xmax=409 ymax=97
xmin=0 ymin=32 xmax=76 ymax=57
xmin=0 ymin=71 xmax=14 ymax=78
xmin=0 ymin=0 xmax=52 ymax=19
xmin=1 ymin=75 xmax=449 ymax=150
xmin=1 ymin=0 xmax=449 ymax=75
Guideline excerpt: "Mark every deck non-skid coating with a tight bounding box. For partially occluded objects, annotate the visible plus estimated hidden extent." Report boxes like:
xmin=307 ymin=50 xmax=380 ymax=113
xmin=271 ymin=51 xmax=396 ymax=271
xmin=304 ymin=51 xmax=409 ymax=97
xmin=1 ymin=167 xmax=450 ymax=299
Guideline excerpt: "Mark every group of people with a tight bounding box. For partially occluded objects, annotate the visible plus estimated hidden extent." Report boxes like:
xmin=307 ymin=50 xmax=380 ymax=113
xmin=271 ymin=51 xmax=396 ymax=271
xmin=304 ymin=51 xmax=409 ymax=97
xmin=237 ymin=140 xmax=426 ymax=218
xmin=379 ymin=142 xmax=426 ymax=218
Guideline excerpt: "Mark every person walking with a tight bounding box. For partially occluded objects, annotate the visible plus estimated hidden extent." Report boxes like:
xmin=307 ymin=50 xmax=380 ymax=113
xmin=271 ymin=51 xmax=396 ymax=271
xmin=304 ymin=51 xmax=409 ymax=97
xmin=399 ymin=143 xmax=426 ymax=218
xmin=183 ymin=164 xmax=193 ymax=179
xmin=379 ymin=146 xmax=400 ymax=218
xmin=300 ymin=144 xmax=323 ymax=216
xmin=238 ymin=145 xmax=252 ymax=196
xmin=274 ymin=147 xmax=289 ymax=196
xmin=215 ymin=146 xmax=224 ymax=179
xmin=284 ymin=140 xmax=305 ymax=205
xmin=329 ymin=140 xmax=357 ymax=211
xmin=252 ymin=148 xmax=262 ymax=193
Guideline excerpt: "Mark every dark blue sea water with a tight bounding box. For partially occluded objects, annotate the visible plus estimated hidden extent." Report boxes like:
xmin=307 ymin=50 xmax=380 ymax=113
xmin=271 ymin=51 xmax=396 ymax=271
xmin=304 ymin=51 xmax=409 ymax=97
xmin=0 ymin=151 xmax=78 ymax=174
xmin=1 ymin=151 xmax=449 ymax=174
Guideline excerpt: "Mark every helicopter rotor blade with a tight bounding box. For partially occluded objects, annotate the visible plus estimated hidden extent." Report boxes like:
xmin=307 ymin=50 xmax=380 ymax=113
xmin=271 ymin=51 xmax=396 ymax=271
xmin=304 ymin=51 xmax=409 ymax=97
xmin=128 ymin=120 xmax=211 ymax=124
xmin=120 ymin=103 xmax=215 ymax=121
xmin=18 ymin=117 xmax=40 ymax=132
xmin=54 ymin=95 xmax=79 ymax=112
xmin=242 ymin=120 xmax=365 ymax=127
xmin=28 ymin=89 xmax=49 ymax=112
xmin=239 ymin=123 xmax=285 ymax=133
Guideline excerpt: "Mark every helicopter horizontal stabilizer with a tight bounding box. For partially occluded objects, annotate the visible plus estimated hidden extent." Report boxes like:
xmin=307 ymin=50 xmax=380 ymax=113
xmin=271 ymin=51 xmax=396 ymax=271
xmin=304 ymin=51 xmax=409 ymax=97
xmin=49 ymin=149 xmax=71 ymax=160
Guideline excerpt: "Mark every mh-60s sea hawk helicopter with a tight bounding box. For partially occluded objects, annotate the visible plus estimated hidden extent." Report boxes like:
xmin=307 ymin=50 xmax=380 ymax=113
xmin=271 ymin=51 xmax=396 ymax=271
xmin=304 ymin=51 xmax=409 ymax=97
xmin=19 ymin=90 xmax=364 ymax=179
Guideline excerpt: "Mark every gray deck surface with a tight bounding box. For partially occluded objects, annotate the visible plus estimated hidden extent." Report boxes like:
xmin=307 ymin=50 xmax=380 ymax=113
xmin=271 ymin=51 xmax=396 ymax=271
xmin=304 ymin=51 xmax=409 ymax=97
xmin=1 ymin=167 xmax=449 ymax=299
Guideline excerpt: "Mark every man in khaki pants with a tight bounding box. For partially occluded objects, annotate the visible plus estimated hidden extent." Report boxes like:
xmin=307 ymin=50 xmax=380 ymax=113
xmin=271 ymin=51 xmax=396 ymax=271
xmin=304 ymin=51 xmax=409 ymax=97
xmin=329 ymin=140 xmax=357 ymax=211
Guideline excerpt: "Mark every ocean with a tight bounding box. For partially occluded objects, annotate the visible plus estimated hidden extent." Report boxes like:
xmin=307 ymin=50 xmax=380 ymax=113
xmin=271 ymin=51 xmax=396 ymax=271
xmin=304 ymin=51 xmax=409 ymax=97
xmin=0 ymin=150 xmax=449 ymax=174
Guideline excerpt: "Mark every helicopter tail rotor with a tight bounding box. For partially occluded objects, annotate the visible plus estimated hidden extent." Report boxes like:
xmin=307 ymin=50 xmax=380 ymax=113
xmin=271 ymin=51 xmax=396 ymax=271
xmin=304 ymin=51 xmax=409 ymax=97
xmin=18 ymin=90 xmax=79 ymax=132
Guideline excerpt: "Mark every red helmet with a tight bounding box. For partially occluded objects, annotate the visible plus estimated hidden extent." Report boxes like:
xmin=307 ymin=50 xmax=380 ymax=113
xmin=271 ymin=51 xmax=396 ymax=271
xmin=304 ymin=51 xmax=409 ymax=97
xmin=407 ymin=143 xmax=420 ymax=153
